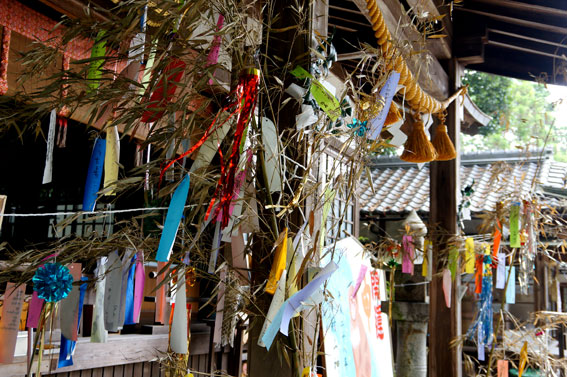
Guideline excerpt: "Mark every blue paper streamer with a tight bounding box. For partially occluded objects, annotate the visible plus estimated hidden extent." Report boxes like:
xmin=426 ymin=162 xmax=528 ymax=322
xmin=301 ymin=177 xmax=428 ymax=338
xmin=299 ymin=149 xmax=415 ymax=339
xmin=156 ymin=174 xmax=191 ymax=262
xmin=467 ymin=255 xmax=493 ymax=345
xmin=83 ymin=138 xmax=106 ymax=212
xmin=124 ymin=255 xmax=137 ymax=325
xmin=58 ymin=278 xmax=87 ymax=368
xmin=368 ymin=71 xmax=400 ymax=140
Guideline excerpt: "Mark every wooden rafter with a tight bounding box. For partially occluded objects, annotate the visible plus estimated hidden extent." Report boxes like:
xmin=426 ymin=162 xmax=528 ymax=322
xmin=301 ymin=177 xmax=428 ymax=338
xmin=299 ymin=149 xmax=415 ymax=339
xmin=469 ymin=0 xmax=567 ymax=18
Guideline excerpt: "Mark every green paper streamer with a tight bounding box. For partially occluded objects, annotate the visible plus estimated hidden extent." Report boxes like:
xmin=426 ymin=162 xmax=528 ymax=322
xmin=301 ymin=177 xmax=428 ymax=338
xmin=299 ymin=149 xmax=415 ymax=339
xmin=510 ymin=202 xmax=520 ymax=248
xmin=449 ymin=247 xmax=458 ymax=280
xmin=87 ymin=31 xmax=107 ymax=92
xmin=290 ymin=66 xmax=341 ymax=121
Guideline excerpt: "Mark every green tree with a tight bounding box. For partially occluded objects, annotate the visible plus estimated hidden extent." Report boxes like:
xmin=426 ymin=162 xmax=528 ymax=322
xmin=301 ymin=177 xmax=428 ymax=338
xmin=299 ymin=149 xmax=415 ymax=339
xmin=462 ymin=70 xmax=555 ymax=152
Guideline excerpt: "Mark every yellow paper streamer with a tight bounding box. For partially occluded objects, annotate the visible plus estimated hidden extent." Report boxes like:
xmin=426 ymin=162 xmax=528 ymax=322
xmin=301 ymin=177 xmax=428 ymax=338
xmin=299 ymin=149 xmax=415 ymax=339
xmin=465 ymin=237 xmax=475 ymax=274
xmin=422 ymin=239 xmax=430 ymax=278
xmin=103 ymin=125 xmax=120 ymax=196
xmin=290 ymin=66 xmax=341 ymax=121
xmin=518 ymin=341 xmax=528 ymax=377
xmin=265 ymin=228 xmax=288 ymax=294
xmin=286 ymin=237 xmax=298 ymax=298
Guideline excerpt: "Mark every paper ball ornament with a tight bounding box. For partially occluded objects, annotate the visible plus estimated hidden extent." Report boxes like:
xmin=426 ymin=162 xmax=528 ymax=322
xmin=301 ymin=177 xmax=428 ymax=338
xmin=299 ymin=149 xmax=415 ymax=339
xmin=32 ymin=263 xmax=74 ymax=302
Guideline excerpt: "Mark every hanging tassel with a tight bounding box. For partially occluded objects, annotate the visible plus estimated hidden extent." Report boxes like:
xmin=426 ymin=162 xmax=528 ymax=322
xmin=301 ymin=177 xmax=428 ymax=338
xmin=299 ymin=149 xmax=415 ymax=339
xmin=432 ymin=113 xmax=456 ymax=161
xmin=384 ymin=102 xmax=401 ymax=127
xmin=400 ymin=118 xmax=437 ymax=163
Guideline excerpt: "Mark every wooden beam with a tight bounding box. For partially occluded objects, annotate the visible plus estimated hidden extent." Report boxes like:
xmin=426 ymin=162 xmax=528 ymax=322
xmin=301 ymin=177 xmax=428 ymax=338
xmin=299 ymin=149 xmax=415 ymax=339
xmin=488 ymin=28 xmax=567 ymax=50
xmin=351 ymin=0 xmax=450 ymax=98
xmin=457 ymin=8 xmax=567 ymax=35
xmin=469 ymin=0 xmax=567 ymax=18
xmin=39 ymin=0 xmax=110 ymax=22
xmin=429 ymin=58 xmax=462 ymax=377
xmin=487 ymin=40 xmax=567 ymax=61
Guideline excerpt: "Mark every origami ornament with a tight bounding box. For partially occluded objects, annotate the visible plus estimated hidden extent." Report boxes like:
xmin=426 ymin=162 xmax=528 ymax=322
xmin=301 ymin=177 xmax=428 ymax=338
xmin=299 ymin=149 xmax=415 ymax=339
xmin=32 ymin=263 xmax=73 ymax=302
xmin=347 ymin=118 xmax=368 ymax=137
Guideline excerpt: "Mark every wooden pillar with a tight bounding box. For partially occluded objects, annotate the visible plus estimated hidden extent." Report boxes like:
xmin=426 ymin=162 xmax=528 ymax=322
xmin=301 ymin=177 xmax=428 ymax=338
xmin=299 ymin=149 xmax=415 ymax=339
xmin=248 ymin=1 xmax=311 ymax=377
xmin=429 ymin=58 xmax=462 ymax=377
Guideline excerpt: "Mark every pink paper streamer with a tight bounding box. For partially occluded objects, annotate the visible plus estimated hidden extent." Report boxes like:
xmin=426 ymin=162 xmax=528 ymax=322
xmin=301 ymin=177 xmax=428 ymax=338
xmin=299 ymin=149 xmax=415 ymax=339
xmin=133 ymin=251 xmax=145 ymax=323
xmin=26 ymin=291 xmax=44 ymax=329
xmin=442 ymin=269 xmax=452 ymax=308
xmin=351 ymin=265 xmax=368 ymax=298
xmin=207 ymin=14 xmax=225 ymax=85
xmin=26 ymin=253 xmax=58 ymax=328
xmin=402 ymin=235 xmax=414 ymax=275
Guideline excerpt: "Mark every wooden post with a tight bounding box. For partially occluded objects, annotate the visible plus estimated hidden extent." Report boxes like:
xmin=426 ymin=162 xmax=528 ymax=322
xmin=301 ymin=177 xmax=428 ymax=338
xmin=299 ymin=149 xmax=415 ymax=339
xmin=429 ymin=58 xmax=462 ymax=377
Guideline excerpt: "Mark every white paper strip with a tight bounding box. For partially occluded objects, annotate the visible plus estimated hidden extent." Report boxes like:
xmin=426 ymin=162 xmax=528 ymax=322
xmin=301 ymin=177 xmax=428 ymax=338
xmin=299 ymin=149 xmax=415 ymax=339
xmin=261 ymin=117 xmax=283 ymax=193
xmin=258 ymin=270 xmax=287 ymax=347
xmin=104 ymin=251 xmax=123 ymax=332
xmin=91 ymin=257 xmax=108 ymax=343
xmin=42 ymin=109 xmax=57 ymax=184
xmin=170 ymin=268 xmax=188 ymax=354
xmin=496 ymin=252 xmax=506 ymax=289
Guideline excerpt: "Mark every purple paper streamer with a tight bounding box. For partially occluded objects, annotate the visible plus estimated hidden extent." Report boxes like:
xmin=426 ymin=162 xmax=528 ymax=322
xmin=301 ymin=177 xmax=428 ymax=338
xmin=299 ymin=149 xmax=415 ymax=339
xmin=207 ymin=14 xmax=225 ymax=85
xmin=351 ymin=265 xmax=368 ymax=298
xmin=368 ymin=71 xmax=400 ymax=140
xmin=26 ymin=292 xmax=44 ymax=329
xmin=402 ymin=235 xmax=414 ymax=275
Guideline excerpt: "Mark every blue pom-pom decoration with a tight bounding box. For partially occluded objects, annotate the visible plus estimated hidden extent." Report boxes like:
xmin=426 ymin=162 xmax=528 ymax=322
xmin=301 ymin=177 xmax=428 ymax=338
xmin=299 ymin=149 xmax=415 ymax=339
xmin=32 ymin=263 xmax=74 ymax=302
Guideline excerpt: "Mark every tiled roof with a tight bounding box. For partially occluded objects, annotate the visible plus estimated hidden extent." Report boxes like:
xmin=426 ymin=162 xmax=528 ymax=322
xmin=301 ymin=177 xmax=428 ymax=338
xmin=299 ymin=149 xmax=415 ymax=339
xmin=360 ymin=149 xmax=567 ymax=214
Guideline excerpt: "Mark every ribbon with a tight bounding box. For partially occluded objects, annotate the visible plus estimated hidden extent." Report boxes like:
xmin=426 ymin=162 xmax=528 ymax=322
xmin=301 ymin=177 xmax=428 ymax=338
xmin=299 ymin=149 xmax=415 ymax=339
xmin=156 ymin=174 xmax=191 ymax=262
xmin=82 ymin=138 xmax=106 ymax=212
xmin=42 ymin=109 xmax=57 ymax=184
xmin=205 ymin=70 xmax=260 ymax=228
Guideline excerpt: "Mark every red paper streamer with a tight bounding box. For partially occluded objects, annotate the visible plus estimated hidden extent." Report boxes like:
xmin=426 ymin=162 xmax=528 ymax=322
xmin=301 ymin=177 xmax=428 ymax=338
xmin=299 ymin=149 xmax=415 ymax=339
xmin=474 ymin=254 xmax=484 ymax=294
xmin=205 ymin=70 xmax=259 ymax=228
xmin=141 ymin=58 xmax=186 ymax=123
xmin=159 ymin=69 xmax=260 ymax=216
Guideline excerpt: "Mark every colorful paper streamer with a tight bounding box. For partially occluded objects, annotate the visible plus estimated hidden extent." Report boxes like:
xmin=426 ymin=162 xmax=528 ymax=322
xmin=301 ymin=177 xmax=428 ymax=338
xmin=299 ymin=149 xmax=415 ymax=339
xmin=156 ymin=174 xmax=191 ymax=262
xmin=82 ymin=138 xmax=106 ymax=212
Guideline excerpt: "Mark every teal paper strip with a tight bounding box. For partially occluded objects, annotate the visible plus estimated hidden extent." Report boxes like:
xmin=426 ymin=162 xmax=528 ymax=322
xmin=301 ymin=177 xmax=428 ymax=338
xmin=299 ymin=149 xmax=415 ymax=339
xmin=156 ymin=174 xmax=191 ymax=262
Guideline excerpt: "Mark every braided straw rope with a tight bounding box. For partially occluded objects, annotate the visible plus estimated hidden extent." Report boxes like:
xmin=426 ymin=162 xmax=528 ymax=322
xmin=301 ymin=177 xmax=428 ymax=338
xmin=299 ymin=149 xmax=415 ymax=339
xmin=365 ymin=0 xmax=465 ymax=114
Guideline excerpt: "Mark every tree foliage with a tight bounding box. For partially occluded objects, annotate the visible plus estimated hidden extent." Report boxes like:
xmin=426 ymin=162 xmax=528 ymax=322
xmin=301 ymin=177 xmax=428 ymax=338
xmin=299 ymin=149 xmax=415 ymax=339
xmin=462 ymin=70 xmax=555 ymax=152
